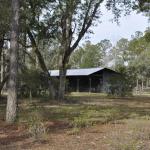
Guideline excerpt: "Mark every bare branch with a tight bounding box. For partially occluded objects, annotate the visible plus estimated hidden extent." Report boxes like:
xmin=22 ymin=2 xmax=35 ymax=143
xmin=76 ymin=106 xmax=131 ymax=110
xmin=27 ymin=28 xmax=48 ymax=73
xmin=71 ymin=0 xmax=103 ymax=51
xmin=18 ymin=40 xmax=32 ymax=48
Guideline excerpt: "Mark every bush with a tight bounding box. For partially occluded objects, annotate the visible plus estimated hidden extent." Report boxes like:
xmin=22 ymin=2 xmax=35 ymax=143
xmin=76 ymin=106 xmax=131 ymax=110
xmin=70 ymin=110 xmax=99 ymax=128
xmin=106 ymin=76 xmax=133 ymax=97
xmin=71 ymin=116 xmax=92 ymax=128
xmin=27 ymin=110 xmax=48 ymax=140
xmin=19 ymin=68 xmax=49 ymax=98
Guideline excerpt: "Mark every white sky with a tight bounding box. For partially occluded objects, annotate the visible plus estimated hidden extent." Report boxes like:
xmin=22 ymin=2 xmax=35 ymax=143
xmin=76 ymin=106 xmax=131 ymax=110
xmin=88 ymin=11 xmax=149 ymax=46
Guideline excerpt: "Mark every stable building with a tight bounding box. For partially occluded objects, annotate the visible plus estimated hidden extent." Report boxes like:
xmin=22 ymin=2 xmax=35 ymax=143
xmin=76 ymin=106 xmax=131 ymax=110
xmin=49 ymin=67 xmax=121 ymax=93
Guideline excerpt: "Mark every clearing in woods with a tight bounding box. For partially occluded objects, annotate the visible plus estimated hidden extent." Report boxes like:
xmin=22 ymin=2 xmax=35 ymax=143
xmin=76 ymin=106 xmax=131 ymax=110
xmin=1 ymin=93 xmax=150 ymax=150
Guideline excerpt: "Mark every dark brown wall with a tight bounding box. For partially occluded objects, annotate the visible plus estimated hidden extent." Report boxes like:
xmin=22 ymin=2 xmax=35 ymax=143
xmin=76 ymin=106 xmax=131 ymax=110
xmin=66 ymin=69 xmax=121 ymax=93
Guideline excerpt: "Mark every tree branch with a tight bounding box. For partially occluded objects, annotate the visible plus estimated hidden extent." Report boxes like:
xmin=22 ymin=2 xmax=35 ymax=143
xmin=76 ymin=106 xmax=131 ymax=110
xmin=18 ymin=40 xmax=32 ymax=48
xmin=71 ymin=0 xmax=103 ymax=52
xmin=62 ymin=0 xmax=103 ymax=64
xmin=27 ymin=28 xmax=49 ymax=73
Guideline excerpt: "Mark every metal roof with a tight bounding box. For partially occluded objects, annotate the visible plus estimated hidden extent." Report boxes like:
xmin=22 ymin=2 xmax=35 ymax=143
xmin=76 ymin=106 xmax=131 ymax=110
xmin=49 ymin=67 xmax=105 ymax=76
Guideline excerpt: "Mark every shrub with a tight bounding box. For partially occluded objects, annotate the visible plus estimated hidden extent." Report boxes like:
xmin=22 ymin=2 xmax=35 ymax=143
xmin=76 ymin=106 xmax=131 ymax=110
xmin=102 ymin=109 xmax=120 ymax=123
xmin=19 ymin=68 xmax=49 ymax=98
xmin=70 ymin=116 xmax=91 ymax=128
xmin=106 ymin=76 xmax=133 ymax=97
xmin=70 ymin=109 xmax=100 ymax=128
xmin=66 ymin=127 xmax=80 ymax=135
xmin=27 ymin=110 xmax=48 ymax=140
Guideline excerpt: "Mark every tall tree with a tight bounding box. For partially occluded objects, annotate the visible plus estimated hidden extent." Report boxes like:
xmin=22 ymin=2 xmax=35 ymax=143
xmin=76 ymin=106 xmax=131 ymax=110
xmin=135 ymin=0 xmax=150 ymax=16
xmin=6 ymin=0 xmax=20 ymax=123
xmin=56 ymin=0 xmax=103 ymax=100
xmin=0 ymin=0 xmax=10 ymax=96
xmin=144 ymin=27 xmax=150 ymax=42
xmin=99 ymin=39 xmax=112 ymax=66
xmin=18 ymin=0 xmax=57 ymax=99
xmin=50 ymin=0 xmax=132 ymax=100
xmin=70 ymin=41 xmax=103 ymax=68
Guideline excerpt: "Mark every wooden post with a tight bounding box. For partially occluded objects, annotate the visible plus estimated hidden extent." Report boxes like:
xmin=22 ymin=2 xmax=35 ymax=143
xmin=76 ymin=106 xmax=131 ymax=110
xmin=76 ymin=78 xmax=79 ymax=92
xmin=136 ymin=79 xmax=139 ymax=94
xmin=142 ymin=79 xmax=144 ymax=91
xmin=146 ymin=78 xmax=149 ymax=88
xmin=89 ymin=78 xmax=91 ymax=93
xmin=99 ymin=79 xmax=101 ymax=92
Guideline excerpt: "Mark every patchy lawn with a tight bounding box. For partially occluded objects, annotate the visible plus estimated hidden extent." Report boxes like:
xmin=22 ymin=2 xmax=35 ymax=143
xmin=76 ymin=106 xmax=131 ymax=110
xmin=1 ymin=93 xmax=150 ymax=149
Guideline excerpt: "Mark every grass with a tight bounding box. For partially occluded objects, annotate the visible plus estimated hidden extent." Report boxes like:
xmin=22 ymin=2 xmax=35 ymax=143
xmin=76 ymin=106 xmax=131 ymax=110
xmin=105 ymin=119 xmax=150 ymax=150
xmin=16 ymin=93 xmax=150 ymax=126
xmin=1 ymin=93 xmax=150 ymax=149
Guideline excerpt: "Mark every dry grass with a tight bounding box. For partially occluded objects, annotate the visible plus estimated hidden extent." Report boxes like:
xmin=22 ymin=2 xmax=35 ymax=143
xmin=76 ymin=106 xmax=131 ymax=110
xmin=104 ymin=119 xmax=150 ymax=150
xmin=1 ymin=93 xmax=150 ymax=149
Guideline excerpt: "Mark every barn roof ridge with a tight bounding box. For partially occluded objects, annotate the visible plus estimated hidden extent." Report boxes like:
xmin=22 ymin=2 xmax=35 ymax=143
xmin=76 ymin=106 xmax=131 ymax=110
xmin=49 ymin=67 xmax=115 ymax=77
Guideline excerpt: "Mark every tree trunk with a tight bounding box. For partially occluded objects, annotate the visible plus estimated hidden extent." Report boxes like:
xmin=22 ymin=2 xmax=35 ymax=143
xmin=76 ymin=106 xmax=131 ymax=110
xmin=6 ymin=0 xmax=19 ymax=123
xmin=58 ymin=51 xmax=70 ymax=101
xmin=58 ymin=65 xmax=66 ymax=101
xmin=0 ymin=37 xmax=4 ymax=84
xmin=0 ymin=74 xmax=9 ymax=98
xmin=29 ymin=89 xmax=32 ymax=100
xmin=27 ymin=29 xmax=56 ymax=99
xmin=0 ymin=36 xmax=4 ymax=59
